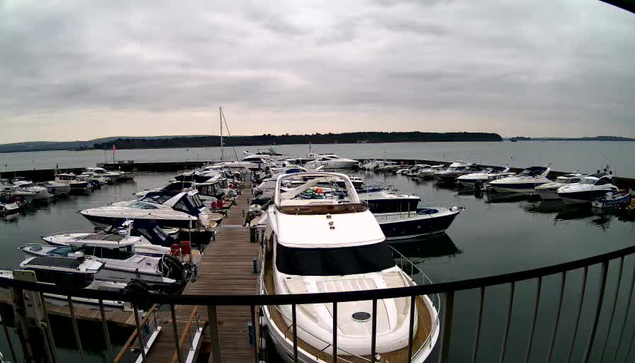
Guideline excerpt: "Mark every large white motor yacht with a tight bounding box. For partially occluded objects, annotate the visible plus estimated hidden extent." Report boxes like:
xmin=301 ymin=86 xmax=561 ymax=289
xmin=260 ymin=172 xmax=439 ymax=362
xmin=488 ymin=166 xmax=551 ymax=193
xmin=304 ymin=154 xmax=359 ymax=169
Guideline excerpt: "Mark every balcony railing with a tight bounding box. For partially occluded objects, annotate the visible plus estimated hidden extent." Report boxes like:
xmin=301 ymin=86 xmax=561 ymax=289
xmin=2 ymin=243 xmax=635 ymax=362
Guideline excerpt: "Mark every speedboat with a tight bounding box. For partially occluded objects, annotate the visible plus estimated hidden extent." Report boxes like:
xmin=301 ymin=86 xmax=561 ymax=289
xmin=55 ymin=173 xmax=92 ymax=194
xmin=260 ymin=172 xmax=439 ymax=362
xmin=375 ymin=205 xmax=464 ymax=241
xmin=416 ymin=165 xmax=445 ymax=180
xmin=534 ymin=173 xmax=585 ymax=200
xmin=19 ymin=240 xmax=191 ymax=293
xmin=86 ymin=167 xmax=132 ymax=182
xmin=0 ymin=200 xmax=21 ymax=216
xmin=591 ymin=190 xmax=632 ymax=210
xmin=557 ymin=174 xmax=619 ymax=205
xmin=42 ymin=220 xmax=178 ymax=255
xmin=357 ymin=187 xmax=421 ymax=213
xmin=488 ymin=166 xmax=551 ymax=193
xmin=222 ymin=154 xmax=275 ymax=170
xmin=404 ymin=164 xmax=432 ymax=177
xmin=79 ymin=190 xmax=216 ymax=243
xmin=304 ymin=154 xmax=359 ymax=169
xmin=435 ymin=161 xmax=474 ymax=184
xmin=135 ymin=178 xmax=227 ymax=206
xmin=10 ymin=178 xmax=52 ymax=201
xmin=0 ymin=183 xmax=37 ymax=203
xmin=456 ymin=167 xmax=515 ymax=189
xmin=0 ymin=256 xmax=145 ymax=310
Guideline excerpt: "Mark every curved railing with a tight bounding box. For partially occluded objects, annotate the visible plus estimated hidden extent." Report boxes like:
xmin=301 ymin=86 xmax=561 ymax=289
xmin=2 ymin=243 xmax=635 ymax=362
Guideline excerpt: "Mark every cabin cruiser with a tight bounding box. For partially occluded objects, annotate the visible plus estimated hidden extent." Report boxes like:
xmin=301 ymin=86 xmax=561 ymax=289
xmin=304 ymin=154 xmax=359 ymax=169
xmin=456 ymin=167 xmax=515 ymax=189
xmin=260 ymin=172 xmax=439 ymax=362
xmin=375 ymin=205 xmax=464 ymax=241
xmin=79 ymin=190 xmax=216 ymax=243
xmin=404 ymin=164 xmax=432 ymax=177
xmin=55 ymin=173 xmax=92 ymax=194
xmin=86 ymin=167 xmax=133 ymax=182
xmin=39 ymin=181 xmax=71 ymax=197
xmin=0 ymin=257 xmax=142 ymax=310
xmin=417 ymin=165 xmax=445 ymax=180
xmin=557 ymin=174 xmax=619 ymax=204
xmin=488 ymin=166 xmax=551 ymax=193
xmin=19 ymin=240 xmax=190 ymax=293
xmin=222 ymin=154 xmax=275 ymax=170
xmin=0 ymin=183 xmax=37 ymax=203
xmin=357 ymin=187 xmax=421 ymax=213
xmin=533 ymin=173 xmax=585 ymax=200
xmin=435 ymin=161 xmax=475 ymax=184
xmin=135 ymin=179 xmax=227 ymax=206
xmin=42 ymin=220 xmax=177 ymax=256
xmin=78 ymin=171 xmax=111 ymax=187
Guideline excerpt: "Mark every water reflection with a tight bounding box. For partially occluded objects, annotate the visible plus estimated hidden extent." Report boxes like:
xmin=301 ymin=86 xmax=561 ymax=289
xmin=485 ymin=192 xmax=528 ymax=204
xmin=390 ymin=233 xmax=462 ymax=264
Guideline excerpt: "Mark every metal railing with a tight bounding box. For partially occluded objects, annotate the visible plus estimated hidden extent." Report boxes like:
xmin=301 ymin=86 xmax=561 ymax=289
xmin=3 ymin=244 xmax=635 ymax=362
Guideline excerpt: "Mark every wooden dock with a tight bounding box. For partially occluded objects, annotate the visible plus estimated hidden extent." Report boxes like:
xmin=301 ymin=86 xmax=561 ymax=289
xmin=142 ymin=187 xmax=260 ymax=363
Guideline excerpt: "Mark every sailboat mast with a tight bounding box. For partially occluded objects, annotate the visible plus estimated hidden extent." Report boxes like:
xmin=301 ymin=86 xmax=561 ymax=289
xmin=220 ymin=107 xmax=224 ymax=161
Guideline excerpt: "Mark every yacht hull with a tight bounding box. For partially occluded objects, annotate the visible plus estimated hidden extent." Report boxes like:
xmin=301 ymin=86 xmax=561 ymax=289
xmin=376 ymin=209 xmax=462 ymax=241
xmin=535 ymin=188 xmax=560 ymax=200
xmin=558 ymin=190 xmax=612 ymax=205
xmin=489 ymin=183 xmax=546 ymax=194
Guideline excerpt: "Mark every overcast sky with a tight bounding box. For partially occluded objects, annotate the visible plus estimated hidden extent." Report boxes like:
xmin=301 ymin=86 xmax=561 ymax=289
xmin=1 ymin=0 xmax=634 ymax=143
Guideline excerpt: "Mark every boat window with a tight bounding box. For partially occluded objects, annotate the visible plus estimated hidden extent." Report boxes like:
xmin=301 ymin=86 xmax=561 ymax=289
xmin=580 ymin=178 xmax=598 ymax=185
xmin=174 ymin=195 xmax=202 ymax=215
xmin=100 ymin=246 xmax=134 ymax=259
xmin=276 ymin=242 xmax=395 ymax=276
xmin=595 ymin=178 xmax=613 ymax=186
xmin=142 ymin=194 xmax=174 ymax=204
xmin=31 ymin=269 xmax=93 ymax=288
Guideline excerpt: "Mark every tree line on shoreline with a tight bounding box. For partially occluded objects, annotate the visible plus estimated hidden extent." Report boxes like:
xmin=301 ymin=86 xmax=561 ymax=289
xmin=92 ymin=131 xmax=502 ymax=150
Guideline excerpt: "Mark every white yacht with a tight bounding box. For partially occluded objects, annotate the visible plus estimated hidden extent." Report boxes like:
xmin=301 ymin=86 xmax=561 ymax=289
xmin=222 ymin=154 xmax=275 ymax=170
xmin=86 ymin=167 xmax=132 ymax=182
xmin=417 ymin=165 xmax=445 ymax=180
xmin=456 ymin=167 xmax=515 ymax=189
xmin=79 ymin=190 xmax=216 ymax=243
xmin=41 ymin=220 xmax=176 ymax=256
xmin=304 ymin=154 xmax=359 ymax=169
xmin=488 ymin=166 xmax=551 ymax=193
xmin=404 ymin=164 xmax=431 ymax=177
xmin=39 ymin=181 xmax=71 ymax=197
xmin=0 ymin=257 xmax=131 ymax=310
xmin=260 ymin=172 xmax=439 ymax=362
xmin=55 ymin=173 xmax=92 ymax=194
xmin=534 ymin=173 xmax=585 ymax=200
xmin=19 ymin=239 xmax=190 ymax=293
xmin=0 ymin=201 xmax=21 ymax=216
xmin=557 ymin=174 xmax=619 ymax=204
xmin=10 ymin=178 xmax=52 ymax=201
xmin=435 ymin=161 xmax=474 ymax=183
xmin=357 ymin=187 xmax=421 ymax=213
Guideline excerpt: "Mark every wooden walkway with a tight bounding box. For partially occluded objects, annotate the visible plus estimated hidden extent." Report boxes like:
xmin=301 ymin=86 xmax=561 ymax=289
xmin=145 ymin=188 xmax=260 ymax=363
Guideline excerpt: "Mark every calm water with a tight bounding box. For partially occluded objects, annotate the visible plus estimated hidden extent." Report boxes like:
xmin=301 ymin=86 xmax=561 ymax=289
xmin=1 ymin=170 xmax=634 ymax=362
xmin=2 ymin=141 xmax=635 ymax=177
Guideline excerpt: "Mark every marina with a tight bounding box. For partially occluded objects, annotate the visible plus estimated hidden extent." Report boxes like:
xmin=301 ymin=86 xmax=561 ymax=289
xmin=0 ymin=146 xmax=634 ymax=362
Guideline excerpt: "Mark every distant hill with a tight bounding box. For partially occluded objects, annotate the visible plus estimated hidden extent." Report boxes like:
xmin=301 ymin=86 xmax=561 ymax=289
xmin=507 ymin=136 xmax=635 ymax=142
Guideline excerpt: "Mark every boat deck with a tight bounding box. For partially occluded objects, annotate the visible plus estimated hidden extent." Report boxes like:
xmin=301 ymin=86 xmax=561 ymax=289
xmin=262 ymin=250 xmax=434 ymax=363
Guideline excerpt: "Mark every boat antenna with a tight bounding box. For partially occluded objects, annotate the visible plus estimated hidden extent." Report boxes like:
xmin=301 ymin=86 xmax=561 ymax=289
xmin=220 ymin=108 xmax=240 ymax=161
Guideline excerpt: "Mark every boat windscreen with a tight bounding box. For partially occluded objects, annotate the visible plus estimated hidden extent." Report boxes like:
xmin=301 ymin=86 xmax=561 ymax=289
xmin=520 ymin=167 xmax=546 ymax=176
xmin=276 ymin=242 xmax=395 ymax=276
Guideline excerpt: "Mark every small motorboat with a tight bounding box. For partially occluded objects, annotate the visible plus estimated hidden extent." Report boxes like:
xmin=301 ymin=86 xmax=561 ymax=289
xmin=55 ymin=173 xmax=92 ymax=194
xmin=304 ymin=154 xmax=359 ymax=169
xmin=375 ymin=205 xmax=464 ymax=241
xmin=416 ymin=165 xmax=445 ymax=179
xmin=591 ymin=190 xmax=632 ymax=210
xmin=0 ymin=200 xmax=22 ymax=216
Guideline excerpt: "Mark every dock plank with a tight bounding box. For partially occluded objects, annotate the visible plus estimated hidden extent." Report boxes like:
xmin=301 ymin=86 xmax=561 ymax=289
xmin=145 ymin=186 xmax=260 ymax=363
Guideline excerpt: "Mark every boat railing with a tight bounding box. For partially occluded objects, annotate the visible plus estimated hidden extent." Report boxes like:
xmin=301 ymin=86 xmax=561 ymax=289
xmin=391 ymin=246 xmax=442 ymax=357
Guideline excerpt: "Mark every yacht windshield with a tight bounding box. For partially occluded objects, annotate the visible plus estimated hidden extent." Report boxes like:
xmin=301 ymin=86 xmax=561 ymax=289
xmin=129 ymin=201 xmax=158 ymax=209
xmin=276 ymin=242 xmax=395 ymax=276
xmin=580 ymin=178 xmax=598 ymax=185
xmin=520 ymin=167 xmax=546 ymax=177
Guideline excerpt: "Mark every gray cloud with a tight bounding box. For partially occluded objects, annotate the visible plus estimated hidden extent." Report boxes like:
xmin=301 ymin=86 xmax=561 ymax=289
xmin=0 ymin=0 xmax=634 ymax=142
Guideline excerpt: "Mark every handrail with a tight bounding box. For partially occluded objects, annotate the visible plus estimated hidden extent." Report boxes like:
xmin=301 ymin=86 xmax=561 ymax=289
xmin=3 ymin=243 xmax=635 ymax=306
xmin=171 ymin=305 xmax=204 ymax=363
xmin=113 ymin=305 xmax=158 ymax=363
